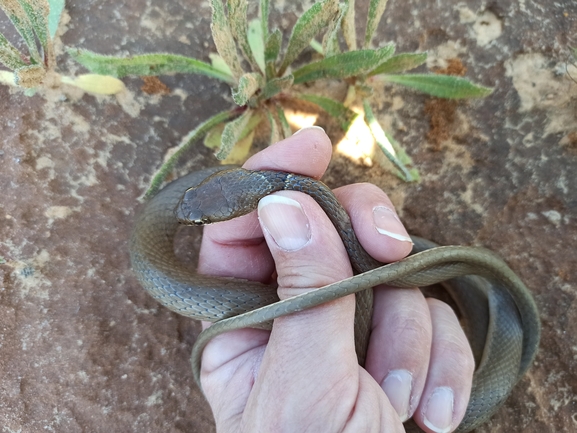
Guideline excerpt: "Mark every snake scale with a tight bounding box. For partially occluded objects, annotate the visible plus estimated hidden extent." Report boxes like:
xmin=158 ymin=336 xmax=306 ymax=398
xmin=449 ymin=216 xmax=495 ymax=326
xmin=129 ymin=165 xmax=540 ymax=432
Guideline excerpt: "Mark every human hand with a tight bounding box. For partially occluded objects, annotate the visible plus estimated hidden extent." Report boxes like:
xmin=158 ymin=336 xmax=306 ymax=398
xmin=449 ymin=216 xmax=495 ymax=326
xmin=197 ymin=127 xmax=475 ymax=433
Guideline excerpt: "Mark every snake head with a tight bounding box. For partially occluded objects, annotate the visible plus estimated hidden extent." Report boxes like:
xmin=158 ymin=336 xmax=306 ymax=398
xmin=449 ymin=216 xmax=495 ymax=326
xmin=175 ymin=168 xmax=267 ymax=225
xmin=175 ymin=184 xmax=217 ymax=226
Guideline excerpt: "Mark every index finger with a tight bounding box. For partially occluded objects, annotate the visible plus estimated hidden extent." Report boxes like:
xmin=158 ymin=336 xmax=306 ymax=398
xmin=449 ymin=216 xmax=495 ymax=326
xmin=197 ymin=127 xmax=332 ymax=283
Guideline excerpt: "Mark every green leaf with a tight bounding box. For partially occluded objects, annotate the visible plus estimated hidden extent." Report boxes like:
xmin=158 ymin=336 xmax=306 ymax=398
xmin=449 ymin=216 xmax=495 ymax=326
xmin=209 ymin=52 xmax=233 ymax=77
xmin=204 ymin=111 xmax=261 ymax=149
xmin=380 ymin=129 xmax=412 ymax=166
xmin=322 ymin=2 xmax=347 ymax=57
xmin=68 ymin=49 xmax=235 ymax=83
xmin=364 ymin=0 xmax=389 ymax=48
xmin=381 ymin=74 xmax=493 ymax=99
xmin=232 ymin=72 xmax=264 ymax=105
xmin=369 ymin=52 xmax=427 ymax=75
xmin=342 ymin=0 xmax=356 ymax=51
xmin=210 ymin=0 xmax=243 ymax=80
xmin=227 ymin=0 xmax=259 ymax=71
xmin=259 ymin=74 xmax=293 ymax=101
xmin=203 ymin=123 xmax=225 ymax=150
xmin=292 ymin=44 xmax=395 ymax=84
xmin=247 ymin=19 xmax=265 ymax=73
xmin=48 ymin=0 xmax=65 ymax=38
xmin=298 ymin=93 xmax=358 ymax=131
xmin=309 ymin=39 xmax=323 ymax=54
xmin=0 ymin=0 xmax=41 ymax=63
xmin=264 ymin=28 xmax=281 ymax=63
xmin=259 ymin=0 xmax=270 ymax=41
xmin=363 ymin=99 xmax=416 ymax=182
xmin=0 ymin=33 xmax=27 ymax=70
xmin=17 ymin=0 xmax=50 ymax=48
xmin=278 ymin=0 xmax=339 ymax=75
xmin=276 ymin=105 xmax=292 ymax=138
xmin=144 ymin=109 xmax=238 ymax=199
xmin=266 ymin=108 xmax=280 ymax=144
xmin=264 ymin=28 xmax=281 ymax=78
xmin=216 ymin=109 xmax=254 ymax=160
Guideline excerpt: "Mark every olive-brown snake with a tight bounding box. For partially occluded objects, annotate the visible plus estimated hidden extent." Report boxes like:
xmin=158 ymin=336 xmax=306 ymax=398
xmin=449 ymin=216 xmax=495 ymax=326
xmin=129 ymin=166 xmax=540 ymax=432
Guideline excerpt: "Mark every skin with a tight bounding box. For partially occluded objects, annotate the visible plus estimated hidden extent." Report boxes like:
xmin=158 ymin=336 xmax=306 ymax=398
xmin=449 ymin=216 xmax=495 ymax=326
xmin=197 ymin=127 xmax=475 ymax=433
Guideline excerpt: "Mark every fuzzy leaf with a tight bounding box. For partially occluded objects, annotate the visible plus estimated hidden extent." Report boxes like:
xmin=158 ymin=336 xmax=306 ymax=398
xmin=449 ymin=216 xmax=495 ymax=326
xmin=204 ymin=111 xmax=261 ymax=150
xmin=17 ymin=0 xmax=49 ymax=47
xmin=264 ymin=28 xmax=281 ymax=78
xmin=210 ymin=0 xmax=243 ymax=80
xmin=264 ymin=28 xmax=281 ymax=63
xmin=222 ymin=129 xmax=255 ymax=164
xmin=278 ymin=0 xmax=339 ymax=75
xmin=247 ymin=19 xmax=265 ymax=73
xmin=342 ymin=0 xmax=356 ymax=51
xmin=266 ymin=108 xmax=280 ymax=144
xmin=292 ymin=44 xmax=395 ymax=84
xmin=203 ymin=123 xmax=225 ymax=150
xmin=276 ymin=106 xmax=292 ymax=138
xmin=0 ymin=0 xmax=41 ymax=62
xmin=381 ymin=74 xmax=493 ymax=99
xmin=61 ymin=74 xmax=126 ymax=95
xmin=363 ymin=99 xmax=416 ymax=182
xmin=217 ymin=109 xmax=253 ymax=160
xmin=385 ymin=130 xmax=414 ymax=167
xmin=0 ymin=32 xmax=27 ymax=69
xmin=364 ymin=0 xmax=389 ymax=48
xmin=209 ymin=53 xmax=233 ymax=77
xmin=369 ymin=52 xmax=427 ymax=75
xmin=48 ymin=0 xmax=64 ymax=37
xmin=14 ymin=63 xmax=45 ymax=87
xmin=259 ymin=0 xmax=269 ymax=40
xmin=259 ymin=74 xmax=293 ymax=101
xmin=322 ymin=2 xmax=347 ymax=57
xmin=144 ymin=109 xmax=237 ymax=199
xmin=227 ymin=0 xmax=259 ymax=71
xmin=68 ymin=49 xmax=235 ymax=83
xmin=232 ymin=72 xmax=264 ymax=105
xmin=298 ymin=93 xmax=358 ymax=131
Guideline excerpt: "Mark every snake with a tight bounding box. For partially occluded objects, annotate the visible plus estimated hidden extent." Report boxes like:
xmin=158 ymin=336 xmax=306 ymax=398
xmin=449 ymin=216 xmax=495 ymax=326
xmin=129 ymin=165 xmax=540 ymax=432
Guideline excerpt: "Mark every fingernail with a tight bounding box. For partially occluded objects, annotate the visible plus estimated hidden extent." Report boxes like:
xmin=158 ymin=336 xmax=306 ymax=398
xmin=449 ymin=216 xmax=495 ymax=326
xmin=382 ymin=369 xmax=413 ymax=422
xmin=292 ymin=125 xmax=325 ymax=135
xmin=423 ymin=387 xmax=454 ymax=433
xmin=258 ymin=195 xmax=311 ymax=251
xmin=373 ymin=206 xmax=413 ymax=243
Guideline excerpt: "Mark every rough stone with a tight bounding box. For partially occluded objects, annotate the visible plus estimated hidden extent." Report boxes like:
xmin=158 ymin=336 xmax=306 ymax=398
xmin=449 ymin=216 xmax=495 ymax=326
xmin=0 ymin=0 xmax=576 ymax=432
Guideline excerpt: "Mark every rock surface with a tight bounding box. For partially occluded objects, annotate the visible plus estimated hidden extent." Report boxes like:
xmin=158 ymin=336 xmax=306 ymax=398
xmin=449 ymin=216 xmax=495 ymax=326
xmin=0 ymin=0 xmax=576 ymax=432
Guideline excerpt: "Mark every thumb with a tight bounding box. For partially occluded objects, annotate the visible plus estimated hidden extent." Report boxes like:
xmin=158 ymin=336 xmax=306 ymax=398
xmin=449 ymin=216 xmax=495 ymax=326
xmin=250 ymin=191 xmax=360 ymax=422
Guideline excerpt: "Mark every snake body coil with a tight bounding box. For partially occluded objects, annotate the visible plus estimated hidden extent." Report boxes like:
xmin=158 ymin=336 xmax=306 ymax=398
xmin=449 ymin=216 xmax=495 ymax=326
xmin=129 ymin=166 xmax=540 ymax=432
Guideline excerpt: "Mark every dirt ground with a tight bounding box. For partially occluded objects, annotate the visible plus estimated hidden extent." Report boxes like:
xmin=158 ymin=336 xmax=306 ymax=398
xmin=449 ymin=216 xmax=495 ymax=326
xmin=1 ymin=1 xmax=576 ymax=432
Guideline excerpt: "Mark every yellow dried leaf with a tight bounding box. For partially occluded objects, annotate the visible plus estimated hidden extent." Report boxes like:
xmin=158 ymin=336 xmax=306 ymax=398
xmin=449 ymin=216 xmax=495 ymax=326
xmin=0 ymin=70 xmax=17 ymax=86
xmin=15 ymin=64 xmax=45 ymax=88
xmin=64 ymin=74 xmax=126 ymax=95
